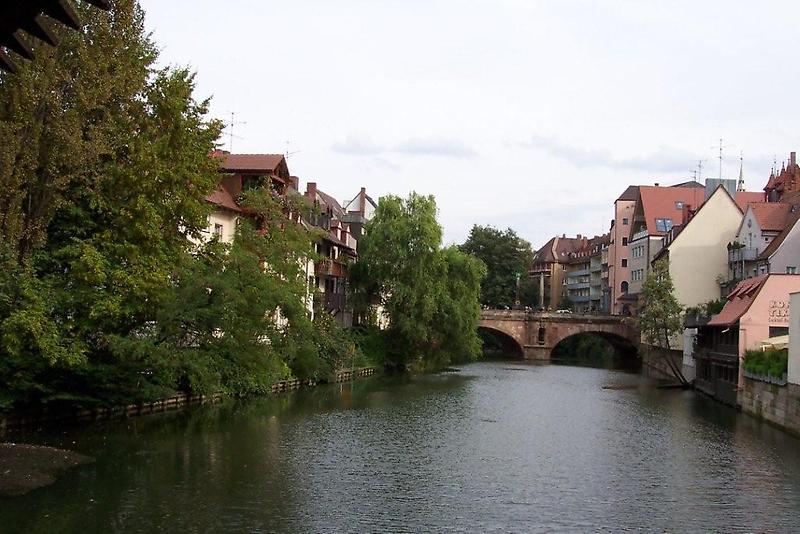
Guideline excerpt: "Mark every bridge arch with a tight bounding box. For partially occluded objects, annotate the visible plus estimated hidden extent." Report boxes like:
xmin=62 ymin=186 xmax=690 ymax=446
xmin=478 ymin=326 xmax=525 ymax=359
xmin=479 ymin=309 xmax=639 ymax=360
xmin=551 ymin=330 xmax=639 ymax=364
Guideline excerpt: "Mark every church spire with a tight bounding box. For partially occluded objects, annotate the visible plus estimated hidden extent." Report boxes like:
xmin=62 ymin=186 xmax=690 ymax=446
xmin=737 ymin=151 xmax=745 ymax=191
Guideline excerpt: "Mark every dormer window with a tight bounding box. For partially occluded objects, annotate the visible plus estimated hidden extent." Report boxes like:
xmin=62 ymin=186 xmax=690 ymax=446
xmin=655 ymin=218 xmax=673 ymax=232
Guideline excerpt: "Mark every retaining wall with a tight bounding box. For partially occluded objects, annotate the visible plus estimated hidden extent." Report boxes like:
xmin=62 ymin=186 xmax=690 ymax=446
xmin=739 ymin=378 xmax=800 ymax=436
xmin=0 ymin=367 xmax=378 ymax=434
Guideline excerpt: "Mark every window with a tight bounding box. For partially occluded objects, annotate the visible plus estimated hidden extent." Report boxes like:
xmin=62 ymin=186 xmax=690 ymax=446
xmin=655 ymin=218 xmax=673 ymax=232
xmin=213 ymin=223 xmax=223 ymax=237
xmin=622 ymin=237 xmax=628 ymax=246
xmin=787 ymin=266 xmax=797 ymax=274
xmin=622 ymin=218 xmax=629 ymax=225
xmin=675 ymin=201 xmax=684 ymax=209
xmin=621 ymin=259 xmax=628 ymax=267
xmin=621 ymin=281 xmax=629 ymax=293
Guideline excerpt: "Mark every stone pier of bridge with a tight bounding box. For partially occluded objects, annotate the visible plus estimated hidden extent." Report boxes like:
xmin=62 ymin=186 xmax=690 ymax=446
xmin=478 ymin=309 xmax=639 ymax=360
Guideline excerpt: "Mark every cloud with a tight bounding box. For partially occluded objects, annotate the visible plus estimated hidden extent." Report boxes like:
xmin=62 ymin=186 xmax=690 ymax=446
xmin=331 ymin=133 xmax=384 ymax=156
xmin=332 ymin=133 xmax=476 ymax=159
xmin=394 ymin=136 xmax=477 ymax=158
xmin=520 ymin=134 xmax=698 ymax=174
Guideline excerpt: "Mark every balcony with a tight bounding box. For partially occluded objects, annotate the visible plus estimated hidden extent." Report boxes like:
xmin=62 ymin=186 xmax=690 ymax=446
xmin=728 ymin=247 xmax=758 ymax=263
xmin=569 ymin=295 xmax=590 ymax=303
xmin=631 ymin=229 xmax=649 ymax=242
xmin=314 ymin=292 xmax=346 ymax=313
xmin=567 ymin=268 xmax=591 ymax=278
xmin=566 ymin=281 xmax=591 ymax=290
xmin=315 ymin=258 xmax=348 ymax=278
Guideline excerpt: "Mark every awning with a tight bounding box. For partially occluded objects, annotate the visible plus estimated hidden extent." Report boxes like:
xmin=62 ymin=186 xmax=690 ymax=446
xmin=760 ymin=335 xmax=789 ymax=351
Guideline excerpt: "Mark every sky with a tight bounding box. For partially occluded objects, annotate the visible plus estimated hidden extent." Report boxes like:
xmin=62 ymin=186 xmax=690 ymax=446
xmin=139 ymin=0 xmax=800 ymax=249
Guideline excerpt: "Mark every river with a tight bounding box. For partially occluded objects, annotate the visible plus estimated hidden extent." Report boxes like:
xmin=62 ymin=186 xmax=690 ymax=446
xmin=3 ymin=360 xmax=800 ymax=532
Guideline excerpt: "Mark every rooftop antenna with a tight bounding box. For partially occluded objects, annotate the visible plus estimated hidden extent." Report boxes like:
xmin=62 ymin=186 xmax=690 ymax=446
xmin=711 ymin=138 xmax=725 ymax=180
xmin=696 ymin=159 xmax=706 ymax=181
xmin=225 ymin=112 xmax=246 ymax=152
xmin=285 ymin=140 xmax=302 ymax=159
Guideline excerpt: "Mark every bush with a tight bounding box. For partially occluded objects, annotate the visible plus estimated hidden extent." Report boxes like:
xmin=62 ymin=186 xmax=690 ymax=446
xmin=743 ymin=348 xmax=788 ymax=378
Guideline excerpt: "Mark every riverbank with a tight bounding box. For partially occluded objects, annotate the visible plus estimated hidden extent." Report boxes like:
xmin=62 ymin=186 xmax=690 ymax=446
xmin=0 ymin=367 xmax=378 ymax=435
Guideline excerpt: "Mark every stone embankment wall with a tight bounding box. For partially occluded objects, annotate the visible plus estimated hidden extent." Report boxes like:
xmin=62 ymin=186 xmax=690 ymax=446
xmin=739 ymin=378 xmax=800 ymax=436
xmin=641 ymin=346 xmax=684 ymax=381
xmin=0 ymin=367 xmax=378 ymax=434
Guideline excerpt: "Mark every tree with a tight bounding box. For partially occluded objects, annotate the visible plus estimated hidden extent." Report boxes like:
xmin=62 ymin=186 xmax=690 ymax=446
xmin=637 ymin=258 xmax=688 ymax=385
xmin=459 ymin=225 xmax=535 ymax=308
xmin=355 ymin=193 xmax=485 ymax=370
xmin=0 ymin=1 xmax=225 ymax=408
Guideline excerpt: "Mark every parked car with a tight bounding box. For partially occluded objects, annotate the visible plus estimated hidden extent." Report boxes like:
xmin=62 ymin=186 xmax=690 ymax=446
xmin=555 ymin=309 xmax=572 ymax=314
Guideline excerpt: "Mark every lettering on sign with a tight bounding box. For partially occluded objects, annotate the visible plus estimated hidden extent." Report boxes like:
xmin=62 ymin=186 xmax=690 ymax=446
xmin=769 ymin=300 xmax=790 ymax=324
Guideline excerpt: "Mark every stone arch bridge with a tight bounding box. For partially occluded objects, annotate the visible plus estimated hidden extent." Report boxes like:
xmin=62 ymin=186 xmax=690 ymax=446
xmin=479 ymin=309 xmax=639 ymax=360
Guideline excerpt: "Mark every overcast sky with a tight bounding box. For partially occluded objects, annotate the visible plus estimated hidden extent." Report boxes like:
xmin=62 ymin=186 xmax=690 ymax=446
xmin=139 ymin=0 xmax=800 ymax=248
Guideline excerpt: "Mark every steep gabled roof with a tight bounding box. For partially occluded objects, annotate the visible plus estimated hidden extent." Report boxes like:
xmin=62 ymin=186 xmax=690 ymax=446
xmin=758 ymin=209 xmax=800 ymax=260
xmin=636 ymin=185 xmax=706 ymax=236
xmin=707 ymin=275 xmax=768 ymax=326
xmin=733 ymin=191 xmax=767 ymax=211
xmin=748 ymin=202 xmax=792 ymax=232
xmin=215 ymin=152 xmax=286 ymax=173
xmin=205 ymin=184 xmax=242 ymax=213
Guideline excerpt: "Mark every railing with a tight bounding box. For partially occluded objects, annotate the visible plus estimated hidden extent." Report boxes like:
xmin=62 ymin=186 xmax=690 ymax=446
xmin=631 ymin=229 xmax=649 ymax=242
xmin=315 ymin=258 xmax=348 ymax=278
xmin=566 ymin=281 xmax=591 ymax=290
xmin=567 ymin=268 xmax=591 ymax=278
xmin=728 ymin=247 xmax=758 ymax=263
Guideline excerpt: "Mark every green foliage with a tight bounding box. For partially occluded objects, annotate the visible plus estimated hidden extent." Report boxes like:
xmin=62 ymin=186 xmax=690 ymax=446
xmin=354 ymin=193 xmax=485 ymax=370
xmin=459 ymin=225 xmax=536 ymax=308
xmin=743 ymin=348 xmax=788 ymax=378
xmin=0 ymin=0 xmax=355 ymax=411
xmin=637 ymin=258 xmax=683 ymax=350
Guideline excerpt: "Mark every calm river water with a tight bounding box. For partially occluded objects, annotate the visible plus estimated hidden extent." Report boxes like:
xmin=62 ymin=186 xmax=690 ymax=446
xmin=4 ymin=361 xmax=800 ymax=532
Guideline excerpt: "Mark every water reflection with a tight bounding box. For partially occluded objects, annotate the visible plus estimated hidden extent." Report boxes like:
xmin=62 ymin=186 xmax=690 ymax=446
xmin=3 ymin=362 xmax=800 ymax=532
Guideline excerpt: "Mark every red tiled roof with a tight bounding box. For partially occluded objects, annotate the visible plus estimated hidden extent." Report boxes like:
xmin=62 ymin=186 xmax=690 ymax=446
xmin=758 ymin=209 xmax=800 ymax=260
xmin=733 ymin=191 xmax=766 ymax=211
xmin=215 ymin=152 xmax=285 ymax=173
xmin=748 ymin=202 xmax=792 ymax=232
xmin=637 ymin=186 xmax=706 ymax=236
xmin=707 ymin=275 xmax=768 ymax=326
xmin=205 ymin=185 xmax=241 ymax=212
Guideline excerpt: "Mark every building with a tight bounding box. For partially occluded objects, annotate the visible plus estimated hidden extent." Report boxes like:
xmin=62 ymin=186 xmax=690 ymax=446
xmin=697 ymin=274 xmax=800 ymax=406
xmin=562 ymin=234 xmax=610 ymax=313
xmin=623 ymin=183 xmax=706 ymax=314
xmin=305 ymin=183 xmax=358 ymax=327
xmin=531 ymin=235 xmax=588 ymax=310
xmin=765 ymin=152 xmax=800 ymax=202
xmin=608 ymin=186 xmax=639 ymax=315
xmin=655 ymin=186 xmax=745 ymax=310
xmin=340 ymin=187 xmax=377 ymax=240
xmin=202 ymin=150 xmax=297 ymax=244
xmin=729 ymin=202 xmax=792 ymax=279
xmin=755 ymin=210 xmax=800 ymax=276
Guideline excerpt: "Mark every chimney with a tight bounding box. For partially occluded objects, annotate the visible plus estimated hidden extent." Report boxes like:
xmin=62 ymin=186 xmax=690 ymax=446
xmin=306 ymin=182 xmax=317 ymax=199
xmin=791 ymin=152 xmax=797 ymax=166
xmin=359 ymin=187 xmax=366 ymax=214
xmin=654 ymin=182 xmax=660 ymax=187
xmin=577 ymin=234 xmax=582 ymax=239
xmin=682 ymin=203 xmax=691 ymax=225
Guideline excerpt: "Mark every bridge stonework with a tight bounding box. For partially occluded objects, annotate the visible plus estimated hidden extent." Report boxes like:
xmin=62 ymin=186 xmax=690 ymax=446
xmin=479 ymin=310 xmax=639 ymax=360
